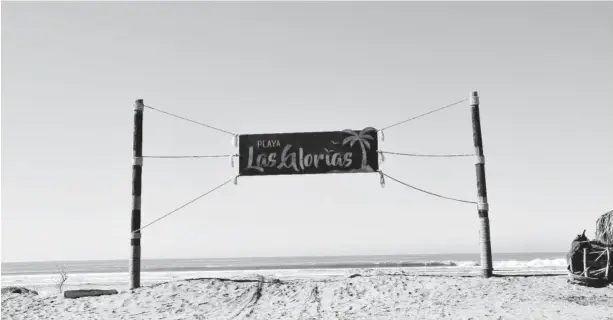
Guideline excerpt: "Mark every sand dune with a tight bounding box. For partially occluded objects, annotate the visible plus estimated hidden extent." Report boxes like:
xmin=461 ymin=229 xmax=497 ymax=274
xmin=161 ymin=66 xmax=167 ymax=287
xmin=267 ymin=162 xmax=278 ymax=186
xmin=2 ymin=269 xmax=612 ymax=320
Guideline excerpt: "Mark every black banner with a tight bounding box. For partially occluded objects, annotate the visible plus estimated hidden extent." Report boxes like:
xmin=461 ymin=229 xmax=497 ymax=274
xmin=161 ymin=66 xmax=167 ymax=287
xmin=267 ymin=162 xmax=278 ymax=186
xmin=239 ymin=127 xmax=379 ymax=176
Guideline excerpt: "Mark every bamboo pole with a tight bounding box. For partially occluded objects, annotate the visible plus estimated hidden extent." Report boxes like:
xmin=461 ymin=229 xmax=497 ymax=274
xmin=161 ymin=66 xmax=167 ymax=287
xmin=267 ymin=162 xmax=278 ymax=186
xmin=130 ymin=99 xmax=144 ymax=289
xmin=470 ymin=91 xmax=493 ymax=278
xmin=582 ymin=248 xmax=587 ymax=277
xmin=606 ymin=248 xmax=610 ymax=280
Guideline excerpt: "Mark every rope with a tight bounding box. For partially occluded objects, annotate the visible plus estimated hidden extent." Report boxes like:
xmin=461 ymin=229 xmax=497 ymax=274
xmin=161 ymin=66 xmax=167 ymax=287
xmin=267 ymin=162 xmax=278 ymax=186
xmin=143 ymin=155 xmax=237 ymax=159
xmin=379 ymin=172 xmax=476 ymax=205
xmin=379 ymin=98 xmax=468 ymax=132
xmin=133 ymin=177 xmax=235 ymax=233
xmin=144 ymin=105 xmax=236 ymax=136
xmin=379 ymin=151 xmax=474 ymax=158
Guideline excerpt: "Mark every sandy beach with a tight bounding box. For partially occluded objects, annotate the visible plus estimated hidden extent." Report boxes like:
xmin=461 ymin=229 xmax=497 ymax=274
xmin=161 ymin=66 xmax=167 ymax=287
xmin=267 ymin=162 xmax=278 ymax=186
xmin=2 ymin=268 xmax=612 ymax=320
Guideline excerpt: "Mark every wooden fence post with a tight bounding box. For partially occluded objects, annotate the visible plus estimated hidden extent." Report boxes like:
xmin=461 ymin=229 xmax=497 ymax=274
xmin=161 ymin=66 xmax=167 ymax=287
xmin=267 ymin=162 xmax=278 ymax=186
xmin=470 ymin=91 xmax=493 ymax=278
xmin=130 ymin=99 xmax=144 ymax=289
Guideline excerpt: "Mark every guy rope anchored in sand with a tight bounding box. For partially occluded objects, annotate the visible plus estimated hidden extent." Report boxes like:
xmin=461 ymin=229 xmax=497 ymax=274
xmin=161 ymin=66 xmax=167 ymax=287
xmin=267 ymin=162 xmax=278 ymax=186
xmin=128 ymin=92 xmax=494 ymax=289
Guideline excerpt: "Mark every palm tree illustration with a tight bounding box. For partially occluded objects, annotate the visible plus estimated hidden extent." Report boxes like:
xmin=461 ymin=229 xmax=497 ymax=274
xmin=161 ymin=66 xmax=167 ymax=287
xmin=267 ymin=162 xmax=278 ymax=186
xmin=342 ymin=127 xmax=376 ymax=170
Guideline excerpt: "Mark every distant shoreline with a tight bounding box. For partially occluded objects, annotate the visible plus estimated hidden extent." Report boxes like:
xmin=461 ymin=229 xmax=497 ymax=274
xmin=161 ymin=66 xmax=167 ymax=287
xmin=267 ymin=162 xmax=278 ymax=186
xmin=2 ymin=261 xmax=471 ymax=276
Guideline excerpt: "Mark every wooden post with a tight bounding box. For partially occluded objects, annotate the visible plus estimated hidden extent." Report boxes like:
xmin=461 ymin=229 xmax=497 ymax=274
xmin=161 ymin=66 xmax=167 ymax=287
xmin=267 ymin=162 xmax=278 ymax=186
xmin=470 ymin=91 xmax=493 ymax=278
xmin=130 ymin=99 xmax=144 ymax=289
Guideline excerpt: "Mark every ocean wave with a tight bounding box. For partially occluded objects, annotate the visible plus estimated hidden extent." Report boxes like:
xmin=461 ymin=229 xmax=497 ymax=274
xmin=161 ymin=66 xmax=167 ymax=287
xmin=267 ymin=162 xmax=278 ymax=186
xmin=338 ymin=258 xmax=567 ymax=269
xmin=454 ymin=261 xmax=480 ymax=267
xmin=417 ymin=258 xmax=567 ymax=269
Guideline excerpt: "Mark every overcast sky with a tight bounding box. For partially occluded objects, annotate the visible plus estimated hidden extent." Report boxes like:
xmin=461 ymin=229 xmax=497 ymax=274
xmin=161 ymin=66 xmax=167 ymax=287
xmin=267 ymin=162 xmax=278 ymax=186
xmin=2 ymin=1 xmax=612 ymax=262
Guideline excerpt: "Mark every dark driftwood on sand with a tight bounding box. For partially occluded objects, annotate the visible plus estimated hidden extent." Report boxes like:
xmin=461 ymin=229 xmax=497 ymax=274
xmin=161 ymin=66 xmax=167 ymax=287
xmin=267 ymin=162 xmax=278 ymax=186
xmin=64 ymin=289 xmax=118 ymax=299
xmin=1 ymin=287 xmax=38 ymax=295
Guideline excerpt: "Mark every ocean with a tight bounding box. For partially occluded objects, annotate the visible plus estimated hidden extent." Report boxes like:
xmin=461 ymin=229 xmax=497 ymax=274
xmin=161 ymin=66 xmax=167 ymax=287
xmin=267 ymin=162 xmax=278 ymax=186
xmin=2 ymin=252 xmax=568 ymax=276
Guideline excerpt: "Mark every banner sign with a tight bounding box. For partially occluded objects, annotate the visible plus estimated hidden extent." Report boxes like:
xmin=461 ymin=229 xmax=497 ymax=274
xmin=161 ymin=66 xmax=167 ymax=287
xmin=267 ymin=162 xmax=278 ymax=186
xmin=239 ymin=127 xmax=379 ymax=176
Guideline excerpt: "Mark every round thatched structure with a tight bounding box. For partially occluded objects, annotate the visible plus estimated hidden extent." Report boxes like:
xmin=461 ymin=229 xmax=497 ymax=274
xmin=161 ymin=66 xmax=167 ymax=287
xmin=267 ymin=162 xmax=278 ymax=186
xmin=595 ymin=210 xmax=613 ymax=245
